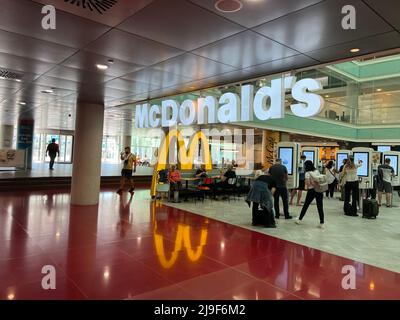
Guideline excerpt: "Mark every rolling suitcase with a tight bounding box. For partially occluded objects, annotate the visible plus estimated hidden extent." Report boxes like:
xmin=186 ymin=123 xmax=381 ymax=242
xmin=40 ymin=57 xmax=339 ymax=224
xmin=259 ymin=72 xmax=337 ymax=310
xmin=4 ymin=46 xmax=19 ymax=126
xmin=254 ymin=205 xmax=268 ymax=225
xmin=362 ymin=199 xmax=379 ymax=219
xmin=344 ymin=202 xmax=357 ymax=216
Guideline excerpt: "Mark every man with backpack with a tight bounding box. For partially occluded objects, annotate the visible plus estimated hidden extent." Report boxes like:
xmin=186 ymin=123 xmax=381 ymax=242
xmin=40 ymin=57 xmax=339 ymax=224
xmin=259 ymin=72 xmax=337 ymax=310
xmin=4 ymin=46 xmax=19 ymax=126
xmin=46 ymin=138 xmax=60 ymax=171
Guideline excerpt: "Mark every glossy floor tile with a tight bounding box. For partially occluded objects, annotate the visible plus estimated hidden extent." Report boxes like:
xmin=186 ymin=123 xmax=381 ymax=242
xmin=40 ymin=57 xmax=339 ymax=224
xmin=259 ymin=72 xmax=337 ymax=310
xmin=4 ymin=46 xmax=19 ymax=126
xmin=164 ymin=192 xmax=400 ymax=273
xmin=1 ymin=188 xmax=400 ymax=300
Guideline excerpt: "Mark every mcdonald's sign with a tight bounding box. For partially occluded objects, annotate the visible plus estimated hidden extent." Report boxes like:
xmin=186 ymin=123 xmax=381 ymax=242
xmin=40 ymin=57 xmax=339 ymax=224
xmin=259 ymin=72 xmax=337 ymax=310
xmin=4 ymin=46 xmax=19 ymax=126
xmin=151 ymin=202 xmax=208 ymax=269
xmin=151 ymin=129 xmax=212 ymax=197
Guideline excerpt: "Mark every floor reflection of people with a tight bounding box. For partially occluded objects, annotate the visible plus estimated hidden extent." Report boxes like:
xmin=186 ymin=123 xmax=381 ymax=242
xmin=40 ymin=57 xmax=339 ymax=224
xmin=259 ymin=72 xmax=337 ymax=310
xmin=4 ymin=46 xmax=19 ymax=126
xmin=247 ymin=233 xmax=286 ymax=283
xmin=45 ymin=193 xmax=54 ymax=216
xmin=117 ymin=193 xmax=134 ymax=238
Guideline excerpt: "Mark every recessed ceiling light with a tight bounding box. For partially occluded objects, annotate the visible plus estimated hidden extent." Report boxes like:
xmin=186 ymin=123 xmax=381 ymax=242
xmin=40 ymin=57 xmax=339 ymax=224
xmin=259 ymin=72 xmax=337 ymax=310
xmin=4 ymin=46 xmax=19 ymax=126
xmin=350 ymin=48 xmax=360 ymax=53
xmin=15 ymin=79 xmax=22 ymax=82
xmin=41 ymin=89 xmax=54 ymax=94
xmin=325 ymin=95 xmax=330 ymax=98
xmin=96 ymin=64 xmax=109 ymax=70
xmin=215 ymin=0 xmax=243 ymax=13
xmin=18 ymin=102 xmax=26 ymax=105
xmin=376 ymin=88 xmax=382 ymax=92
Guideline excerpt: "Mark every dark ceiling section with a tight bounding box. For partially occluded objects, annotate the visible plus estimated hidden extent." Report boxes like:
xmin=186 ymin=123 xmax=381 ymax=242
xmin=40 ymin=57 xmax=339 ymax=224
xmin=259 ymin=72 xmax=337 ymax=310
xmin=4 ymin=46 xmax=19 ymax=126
xmin=0 ymin=0 xmax=399 ymax=126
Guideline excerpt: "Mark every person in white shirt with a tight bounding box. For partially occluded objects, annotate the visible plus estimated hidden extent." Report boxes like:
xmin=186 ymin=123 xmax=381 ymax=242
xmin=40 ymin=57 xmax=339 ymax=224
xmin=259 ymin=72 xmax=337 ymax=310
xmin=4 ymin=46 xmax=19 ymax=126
xmin=295 ymin=160 xmax=325 ymax=228
xmin=377 ymin=158 xmax=395 ymax=207
xmin=324 ymin=160 xmax=338 ymax=199
xmin=343 ymin=157 xmax=362 ymax=216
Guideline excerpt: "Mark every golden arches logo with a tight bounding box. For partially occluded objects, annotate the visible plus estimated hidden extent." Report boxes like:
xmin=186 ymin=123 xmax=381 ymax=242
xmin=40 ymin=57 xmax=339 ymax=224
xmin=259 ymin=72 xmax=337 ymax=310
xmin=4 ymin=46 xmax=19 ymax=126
xmin=151 ymin=129 xmax=212 ymax=196
xmin=151 ymin=202 xmax=208 ymax=269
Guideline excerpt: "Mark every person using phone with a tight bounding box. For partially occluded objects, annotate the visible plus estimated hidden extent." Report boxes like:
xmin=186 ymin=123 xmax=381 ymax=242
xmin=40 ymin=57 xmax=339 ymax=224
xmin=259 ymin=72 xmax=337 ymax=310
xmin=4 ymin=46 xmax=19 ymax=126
xmin=116 ymin=146 xmax=137 ymax=195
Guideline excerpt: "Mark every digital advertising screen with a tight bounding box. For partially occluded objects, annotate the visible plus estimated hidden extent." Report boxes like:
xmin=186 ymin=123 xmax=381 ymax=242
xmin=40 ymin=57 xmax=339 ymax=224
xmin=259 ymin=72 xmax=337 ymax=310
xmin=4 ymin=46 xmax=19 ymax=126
xmin=377 ymin=145 xmax=391 ymax=152
xmin=384 ymin=155 xmax=398 ymax=176
xmin=336 ymin=153 xmax=348 ymax=170
xmin=279 ymin=147 xmax=293 ymax=175
xmin=353 ymin=152 xmax=369 ymax=177
xmin=302 ymin=151 xmax=315 ymax=164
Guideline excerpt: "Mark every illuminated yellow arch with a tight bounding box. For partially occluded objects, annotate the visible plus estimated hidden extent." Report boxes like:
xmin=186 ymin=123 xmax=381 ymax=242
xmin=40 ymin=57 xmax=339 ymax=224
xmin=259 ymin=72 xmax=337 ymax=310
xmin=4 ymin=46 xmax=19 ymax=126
xmin=151 ymin=129 xmax=212 ymax=197
xmin=154 ymin=225 xmax=208 ymax=269
xmin=151 ymin=201 xmax=209 ymax=269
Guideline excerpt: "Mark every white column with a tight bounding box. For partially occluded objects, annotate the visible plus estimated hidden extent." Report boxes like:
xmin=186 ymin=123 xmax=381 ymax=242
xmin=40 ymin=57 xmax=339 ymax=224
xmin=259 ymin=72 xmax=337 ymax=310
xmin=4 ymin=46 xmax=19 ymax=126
xmin=71 ymin=102 xmax=104 ymax=205
xmin=346 ymin=82 xmax=359 ymax=124
xmin=0 ymin=125 xmax=14 ymax=148
xmin=122 ymin=135 xmax=131 ymax=149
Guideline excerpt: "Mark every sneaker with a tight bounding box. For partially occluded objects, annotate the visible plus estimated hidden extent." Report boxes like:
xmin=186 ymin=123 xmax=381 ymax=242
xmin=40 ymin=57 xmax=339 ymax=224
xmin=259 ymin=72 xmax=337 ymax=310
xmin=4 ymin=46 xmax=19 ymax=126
xmin=318 ymin=224 xmax=325 ymax=229
xmin=265 ymin=224 xmax=277 ymax=228
xmin=116 ymin=189 xmax=123 ymax=195
xmin=285 ymin=215 xmax=293 ymax=220
xmin=295 ymin=219 xmax=302 ymax=225
xmin=386 ymin=205 xmax=391 ymax=208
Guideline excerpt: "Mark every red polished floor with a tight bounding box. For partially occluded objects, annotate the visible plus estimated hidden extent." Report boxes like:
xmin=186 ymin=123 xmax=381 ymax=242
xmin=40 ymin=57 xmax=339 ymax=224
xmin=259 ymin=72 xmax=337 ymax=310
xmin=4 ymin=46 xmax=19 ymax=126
xmin=1 ymin=188 xmax=400 ymax=300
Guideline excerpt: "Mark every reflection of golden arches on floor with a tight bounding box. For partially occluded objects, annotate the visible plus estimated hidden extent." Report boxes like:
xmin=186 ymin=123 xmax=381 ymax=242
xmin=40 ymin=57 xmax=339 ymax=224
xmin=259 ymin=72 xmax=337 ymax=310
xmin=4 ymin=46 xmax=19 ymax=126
xmin=151 ymin=201 xmax=208 ymax=269
xmin=154 ymin=225 xmax=208 ymax=269
xmin=151 ymin=129 xmax=212 ymax=197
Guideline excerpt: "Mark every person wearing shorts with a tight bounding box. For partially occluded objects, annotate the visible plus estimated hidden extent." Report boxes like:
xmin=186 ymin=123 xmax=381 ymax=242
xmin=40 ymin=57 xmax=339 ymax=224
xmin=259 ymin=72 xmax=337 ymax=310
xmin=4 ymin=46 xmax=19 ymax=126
xmin=117 ymin=146 xmax=136 ymax=195
xmin=377 ymin=158 xmax=395 ymax=207
xmin=290 ymin=155 xmax=306 ymax=206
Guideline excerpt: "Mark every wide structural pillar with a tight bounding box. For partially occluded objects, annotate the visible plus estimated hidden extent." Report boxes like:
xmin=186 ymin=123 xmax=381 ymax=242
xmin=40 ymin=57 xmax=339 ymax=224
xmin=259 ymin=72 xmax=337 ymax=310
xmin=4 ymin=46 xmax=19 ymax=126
xmin=71 ymin=102 xmax=104 ymax=205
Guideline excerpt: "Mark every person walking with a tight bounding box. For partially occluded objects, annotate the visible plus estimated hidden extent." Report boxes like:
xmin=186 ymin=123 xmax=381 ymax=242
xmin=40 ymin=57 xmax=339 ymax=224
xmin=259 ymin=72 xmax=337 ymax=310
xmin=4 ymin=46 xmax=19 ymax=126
xmin=324 ymin=160 xmax=338 ymax=199
xmin=46 ymin=138 xmax=60 ymax=170
xmin=269 ymin=159 xmax=293 ymax=219
xmin=295 ymin=160 xmax=325 ymax=228
xmin=343 ymin=156 xmax=362 ymax=216
xmin=290 ymin=155 xmax=306 ymax=206
xmin=116 ymin=146 xmax=137 ymax=195
xmin=377 ymin=158 xmax=395 ymax=207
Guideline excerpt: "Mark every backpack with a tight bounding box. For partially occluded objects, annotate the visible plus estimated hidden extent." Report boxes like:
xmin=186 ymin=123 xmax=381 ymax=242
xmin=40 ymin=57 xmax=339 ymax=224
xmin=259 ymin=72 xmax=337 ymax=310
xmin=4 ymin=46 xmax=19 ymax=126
xmin=310 ymin=171 xmax=329 ymax=193
xmin=158 ymin=169 xmax=168 ymax=183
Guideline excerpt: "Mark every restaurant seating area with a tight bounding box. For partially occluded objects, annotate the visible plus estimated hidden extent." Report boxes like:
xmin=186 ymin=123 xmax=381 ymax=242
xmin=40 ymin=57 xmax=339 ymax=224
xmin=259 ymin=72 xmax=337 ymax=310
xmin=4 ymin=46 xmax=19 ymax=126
xmin=155 ymin=168 xmax=254 ymax=202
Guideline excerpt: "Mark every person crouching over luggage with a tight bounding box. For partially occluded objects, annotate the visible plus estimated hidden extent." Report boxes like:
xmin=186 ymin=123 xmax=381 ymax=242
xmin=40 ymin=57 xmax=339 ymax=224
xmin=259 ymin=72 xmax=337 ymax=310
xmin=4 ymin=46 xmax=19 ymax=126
xmin=246 ymin=170 xmax=276 ymax=228
xmin=168 ymin=165 xmax=182 ymax=203
xmin=295 ymin=161 xmax=325 ymax=228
